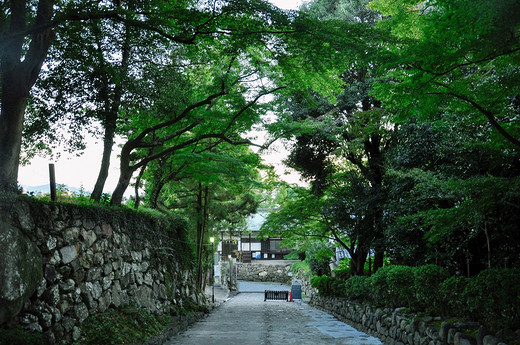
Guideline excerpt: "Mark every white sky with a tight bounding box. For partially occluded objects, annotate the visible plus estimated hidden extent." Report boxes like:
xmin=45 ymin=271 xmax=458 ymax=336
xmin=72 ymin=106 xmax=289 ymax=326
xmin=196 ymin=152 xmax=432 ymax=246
xmin=17 ymin=0 xmax=305 ymax=194
xmin=270 ymin=0 xmax=304 ymax=10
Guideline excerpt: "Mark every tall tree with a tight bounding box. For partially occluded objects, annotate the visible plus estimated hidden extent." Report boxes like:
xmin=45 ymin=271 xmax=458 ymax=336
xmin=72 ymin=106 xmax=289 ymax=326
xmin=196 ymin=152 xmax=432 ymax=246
xmin=369 ymin=0 xmax=520 ymax=149
xmin=266 ymin=0 xmax=392 ymax=274
xmin=0 ymin=0 xmax=54 ymax=192
xmin=0 ymin=0 xmax=291 ymax=194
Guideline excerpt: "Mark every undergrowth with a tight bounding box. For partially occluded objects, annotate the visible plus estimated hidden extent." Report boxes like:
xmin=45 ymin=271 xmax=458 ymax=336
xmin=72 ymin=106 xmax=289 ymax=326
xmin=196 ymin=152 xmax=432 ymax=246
xmin=0 ymin=327 xmax=43 ymax=345
xmin=79 ymin=305 xmax=173 ymax=345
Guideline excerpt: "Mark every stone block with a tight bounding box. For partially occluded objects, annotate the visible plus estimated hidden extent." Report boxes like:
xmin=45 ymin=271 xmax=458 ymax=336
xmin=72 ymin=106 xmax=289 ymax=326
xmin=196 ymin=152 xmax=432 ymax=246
xmin=455 ymin=332 xmax=476 ymax=345
xmin=86 ymin=267 xmax=102 ymax=281
xmin=93 ymin=252 xmax=104 ymax=266
xmin=81 ymin=230 xmax=97 ymax=248
xmin=426 ymin=326 xmax=440 ymax=340
xmin=448 ymin=328 xmax=458 ymax=344
xmin=101 ymin=223 xmax=113 ymax=238
xmin=46 ymin=237 xmax=57 ymax=252
xmin=414 ymin=332 xmax=421 ymax=345
xmin=60 ymin=279 xmax=75 ymax=292
xmin=0 ymin=221 xmax=43 ymax=323
xmin=74 ymin=303 xmax=89 ymax=323
xmin=61 ymin=316 xmax=76 ymax=332
xmin=43 ymin=285 xmax=60 ymax=306
xmin=86 ymin=281 xmax=102 ymax=300
xmin=483 ymin=335 xmax=499 ymax=345
xmin=477 ymin=327 xmax=491 ymax=345
xmin=63 ymin=227 xmax=80 ymax=245
xmin=60 ymin=245 xmax=77 ymax=264
xmin=98 ymin=292 xmax=111 ymax=313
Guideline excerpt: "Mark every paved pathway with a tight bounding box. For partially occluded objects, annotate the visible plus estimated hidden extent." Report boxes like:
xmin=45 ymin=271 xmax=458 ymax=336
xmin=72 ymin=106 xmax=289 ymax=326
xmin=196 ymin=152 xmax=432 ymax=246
xmin=164 ymin=282 xmax=383 ymax=345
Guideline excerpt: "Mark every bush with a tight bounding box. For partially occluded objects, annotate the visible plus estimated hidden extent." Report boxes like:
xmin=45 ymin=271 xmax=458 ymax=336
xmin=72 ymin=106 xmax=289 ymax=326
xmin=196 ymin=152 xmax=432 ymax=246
xmin=311 ymin=275 xmax=346 ymax=297
xmin=344 ymin=275 xmax=370 ymax=302
xmin=386 ymin=265 xmax=415 ymax=308
xmin=370 ymin=265 xmax=415 ymax=308
xmin=370 ymin=266 xmax=392 ymax=305
xmin=439 ymin=275 xmax=469 ymax=317
xmin=463 ymin=268 xmax=520 ymax=330
xmin=333 ymin=258 xmax=351 ymax=280
xmin=414 ymin=264 xmax=449 ymax=312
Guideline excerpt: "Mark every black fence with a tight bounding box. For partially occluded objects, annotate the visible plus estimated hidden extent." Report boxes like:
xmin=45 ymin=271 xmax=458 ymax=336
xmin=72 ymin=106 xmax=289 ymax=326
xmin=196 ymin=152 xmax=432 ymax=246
xmin=264 ymin=290 xmax=289 ymax=301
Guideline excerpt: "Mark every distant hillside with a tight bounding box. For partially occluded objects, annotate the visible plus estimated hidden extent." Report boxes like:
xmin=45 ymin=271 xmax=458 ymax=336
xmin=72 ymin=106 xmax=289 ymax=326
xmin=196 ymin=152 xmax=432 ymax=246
xmin=21 ymin=184 xmax=85 ymax=195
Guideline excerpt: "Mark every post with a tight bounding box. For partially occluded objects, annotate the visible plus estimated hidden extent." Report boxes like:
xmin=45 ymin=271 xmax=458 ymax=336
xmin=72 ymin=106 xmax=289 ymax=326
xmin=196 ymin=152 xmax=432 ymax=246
xmin=466 ymin=258 xmax=471 ymax=278
xmin=228 ymin=254 xmax=233 ymax=291
xmin=49 ymin=163 xmax=56 ymax=201
xmin=210 ymin=237 xmax=215 ymax=303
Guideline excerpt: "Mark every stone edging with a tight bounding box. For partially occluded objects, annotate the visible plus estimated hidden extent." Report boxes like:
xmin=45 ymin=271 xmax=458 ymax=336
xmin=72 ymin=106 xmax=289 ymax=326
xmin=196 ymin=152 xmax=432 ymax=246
xmin=310 ymin=295 xmax=509 ymax=345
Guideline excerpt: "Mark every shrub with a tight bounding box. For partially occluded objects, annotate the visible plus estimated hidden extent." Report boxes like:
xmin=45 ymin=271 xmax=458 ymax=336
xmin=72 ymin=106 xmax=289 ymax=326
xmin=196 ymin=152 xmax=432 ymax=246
xmin=332 ymin=258 xmax=351 ymax=280
xmin=311 ymin=275 xmax=346 ymax=297
xmin=344 ymin=275 xmax=370 ymax=302
xmin=370 ymin=265 xmax=415 ymax=308
xmin=414 ymin=264 xmax=449 ymax=312
xmin=439 ymin=275 xmax=469 ymax=317
xmin=386 ymin=265 xmax=415 ymax=308
xmin=370 ymin=266 xmax=392 ymax=306
xmin=463 ymin=268 xmax=520 ymax=330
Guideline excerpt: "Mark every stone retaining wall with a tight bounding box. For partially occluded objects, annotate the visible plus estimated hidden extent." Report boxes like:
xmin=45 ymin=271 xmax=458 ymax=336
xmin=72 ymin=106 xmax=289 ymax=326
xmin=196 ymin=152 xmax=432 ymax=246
xmin=236 ymin=261 xmax=298 ymax=284
xmin=0 ymin=197 xmax=202 ymax=345
xmin=311 ymin=296 xmax=509 ymax=345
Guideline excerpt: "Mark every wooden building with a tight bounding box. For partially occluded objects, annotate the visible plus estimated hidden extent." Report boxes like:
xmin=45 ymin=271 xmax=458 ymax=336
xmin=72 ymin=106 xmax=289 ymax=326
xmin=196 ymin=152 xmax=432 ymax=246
xmin=218 ymin=212 xmax=290 ymax=262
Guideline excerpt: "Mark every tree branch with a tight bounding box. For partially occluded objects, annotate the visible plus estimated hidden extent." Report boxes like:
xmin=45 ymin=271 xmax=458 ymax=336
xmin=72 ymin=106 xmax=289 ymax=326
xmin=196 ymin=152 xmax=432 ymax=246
xmin=428 ymin=86 xmax=520 ymax=149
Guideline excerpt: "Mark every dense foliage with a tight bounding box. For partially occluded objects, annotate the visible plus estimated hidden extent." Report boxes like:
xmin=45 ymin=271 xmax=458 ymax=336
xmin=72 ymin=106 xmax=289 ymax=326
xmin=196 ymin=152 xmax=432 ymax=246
xmin=260 ymin=0 xmax=520 ymax=277
xmin=312 ymin=265 xmax=520 ymax=331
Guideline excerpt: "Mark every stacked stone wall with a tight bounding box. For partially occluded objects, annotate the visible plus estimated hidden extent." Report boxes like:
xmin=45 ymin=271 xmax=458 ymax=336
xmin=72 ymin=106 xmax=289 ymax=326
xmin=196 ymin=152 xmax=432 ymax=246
xmin=236 ymin=261 xmax=298 ymax=284
xmin=290 ymin=269 xmax=511 ymax=345
xmin=311 ymin=296 xmax=509 ymax=345
xmin=0 ymin=197 xmax=201 ymax=345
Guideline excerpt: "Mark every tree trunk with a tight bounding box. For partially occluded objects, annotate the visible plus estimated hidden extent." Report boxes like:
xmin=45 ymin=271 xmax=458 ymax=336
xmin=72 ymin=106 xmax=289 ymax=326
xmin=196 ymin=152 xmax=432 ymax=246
xmin=110 ymin=142 xmax=134 ymax=206
xmin=110 ymin=170 xmax=133 ymax=206
xmin=133 ymin=164 xmax=147 ymax=210
xmin=149 ymin=178 xmax=166 ymax=209
xmin=0 ymin=84 xmax=27 ymax=192
xmin=0 ymin=0 xmax=54 ymax=192
xmin=373 ymin=249 xmax=384 ymax=272
xmin=350 ymin=245 xmax=368 ymax=276
xmin=91 ymin=23 xmax=132 ymax=202
xmin=91 ymin=115 xmax=116 ymax=201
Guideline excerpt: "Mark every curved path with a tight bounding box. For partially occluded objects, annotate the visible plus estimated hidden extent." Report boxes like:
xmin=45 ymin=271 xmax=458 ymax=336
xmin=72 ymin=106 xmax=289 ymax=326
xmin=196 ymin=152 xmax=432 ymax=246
xmin=164 ymin=282 xmax=383 ymax=345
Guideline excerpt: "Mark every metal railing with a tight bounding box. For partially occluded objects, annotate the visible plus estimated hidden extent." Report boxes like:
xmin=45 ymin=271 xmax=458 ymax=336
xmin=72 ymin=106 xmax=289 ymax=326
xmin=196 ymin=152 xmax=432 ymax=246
xmin=264 ymin=290 xmax=289 ymax=301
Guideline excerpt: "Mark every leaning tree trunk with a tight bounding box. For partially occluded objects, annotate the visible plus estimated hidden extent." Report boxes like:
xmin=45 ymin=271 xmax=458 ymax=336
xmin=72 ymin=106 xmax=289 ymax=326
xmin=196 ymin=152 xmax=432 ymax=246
xmin=0 ymin=0 xmax=54 ymax=192
xmin=91 ymin=115 xmax=116 ymax=201
xmin=91 ymin=23 xmax=131 ymax=202
xmin=110 ymin=141 xmax=135 ymax=206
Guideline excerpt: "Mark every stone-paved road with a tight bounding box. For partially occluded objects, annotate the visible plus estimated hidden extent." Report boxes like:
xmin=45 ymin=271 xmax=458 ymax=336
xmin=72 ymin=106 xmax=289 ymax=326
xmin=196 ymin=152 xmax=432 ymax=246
xmin=163 ymin=282 xmax=383 ymax=345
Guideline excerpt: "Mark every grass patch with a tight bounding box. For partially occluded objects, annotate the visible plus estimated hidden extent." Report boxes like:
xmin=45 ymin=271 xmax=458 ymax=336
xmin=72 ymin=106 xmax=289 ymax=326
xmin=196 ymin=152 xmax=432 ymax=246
xmin=0 ymin=327 xmax=43 ymax=345
xmin=79 ymin=305 xmax=174 ymax=345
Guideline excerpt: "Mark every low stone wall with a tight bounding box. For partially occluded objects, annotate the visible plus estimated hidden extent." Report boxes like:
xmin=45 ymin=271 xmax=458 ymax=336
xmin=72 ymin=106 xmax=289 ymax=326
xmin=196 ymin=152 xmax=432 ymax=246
xmin=311 ymin=296 xmax=509 ymax=345
xmin=0 ymin=197 xmax=202 ymax=345
xmin=236 ymin=260 xmax=298 ymax=284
